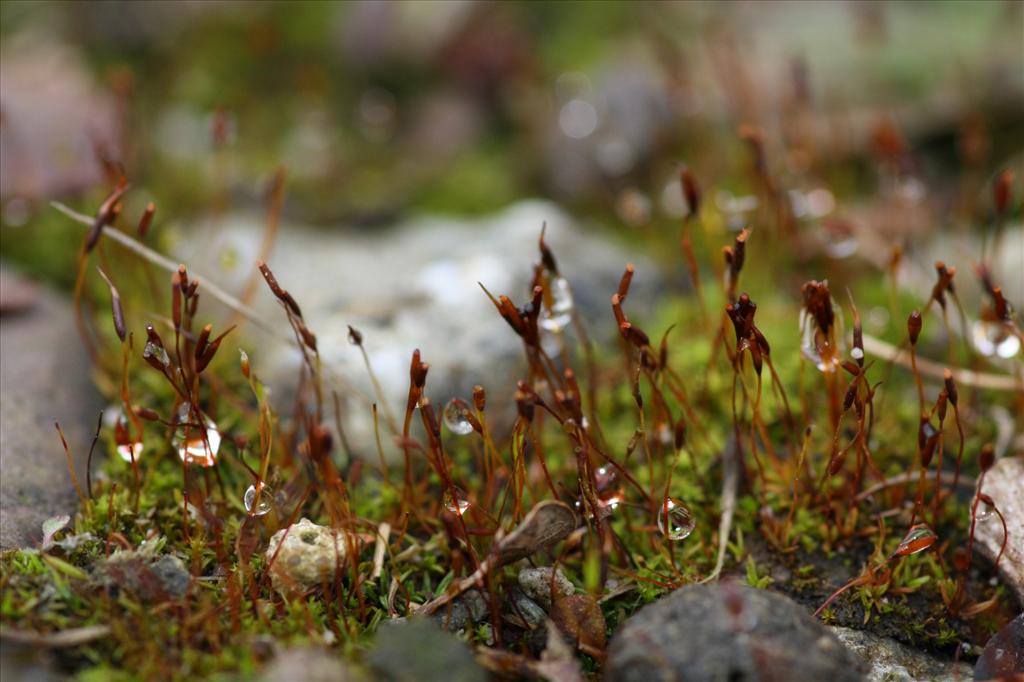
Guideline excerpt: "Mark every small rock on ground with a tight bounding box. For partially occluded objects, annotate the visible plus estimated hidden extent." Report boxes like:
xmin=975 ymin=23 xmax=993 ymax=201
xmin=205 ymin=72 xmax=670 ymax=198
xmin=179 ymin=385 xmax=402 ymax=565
xmin=831 ymin=626 xmax=973 ymax=682
xmin=605 ymin=583 xmax=865 ymax=682
xmin=266 ymin=518 xmax=348 ymax=594
xmin=975 ymin=612 xmax=1023 ymax=681
xmin=518 ymin=566 xmax=574 ymax=610
xmin=367 ymin=619 xmax=485 ymax=682
xmin=973 ymin=456 xmax=1024 ymax=606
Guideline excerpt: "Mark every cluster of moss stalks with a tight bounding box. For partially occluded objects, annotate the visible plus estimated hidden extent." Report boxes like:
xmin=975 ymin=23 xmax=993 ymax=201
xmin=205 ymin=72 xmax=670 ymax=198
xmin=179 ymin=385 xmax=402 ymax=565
xmin=1 ymin=162 xmax=1020 ymax=681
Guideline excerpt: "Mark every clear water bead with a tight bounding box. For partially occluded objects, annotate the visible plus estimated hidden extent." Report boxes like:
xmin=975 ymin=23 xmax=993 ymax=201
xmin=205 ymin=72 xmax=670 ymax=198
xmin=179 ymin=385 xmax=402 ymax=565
xmin=539 ymin=276 xmax=574 ymax=333
xmin=174 ymin=403 xmax=221 ymax=467
xmin=657 ymin=497 xmax=695 ymax=541
xmin=799 ymin=303 xmax=844 ymax=372
xmin=443 ymin=487 xmax=471 ymax=515
xmin=143 ymin=341 xmax=170 ymax=368
xmin=443 ymin=399 xmax=474 ymax=436
xmin=971 ymin=320 xmax=1020 ymax=359
xmin=244 ymin=482 xmax=273 ymax=516
xmin=117 ymin=442 xmax=144 ymax=463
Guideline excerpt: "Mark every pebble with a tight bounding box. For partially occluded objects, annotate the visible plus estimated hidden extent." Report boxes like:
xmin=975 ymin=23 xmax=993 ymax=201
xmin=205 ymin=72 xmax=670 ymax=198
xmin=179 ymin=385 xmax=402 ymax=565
xmin=605 ymin=583 xmax=864 ymax=682
xmin=265 ymin=518 xmax=347 ymax=595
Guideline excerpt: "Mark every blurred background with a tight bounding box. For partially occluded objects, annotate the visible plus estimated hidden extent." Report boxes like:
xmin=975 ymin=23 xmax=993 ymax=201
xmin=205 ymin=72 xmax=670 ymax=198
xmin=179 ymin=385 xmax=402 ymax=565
xmin=1 ymin=0 xmax=1022 ymax=429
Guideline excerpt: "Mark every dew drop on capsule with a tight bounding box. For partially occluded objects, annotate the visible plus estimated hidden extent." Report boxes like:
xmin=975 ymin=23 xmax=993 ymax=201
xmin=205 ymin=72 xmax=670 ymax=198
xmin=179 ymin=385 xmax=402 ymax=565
xmin=443 ymin=399 xmax=474 ymax=436
xmin=114 ymin=413 xmax=143 ymax=463
xmin=657 ymin=497 xmax=695 ymax=541
xmin=443 ymin=487 xmax=471 ymax=515
xmin=894 ymin=523 xmax=937 ymax=557
xmin=244 ymin=482 xmax=273 ymax=516
xmin=540 ymin=276 xmax=574 ymax=333
xmin=174 ymin=403 xmax=221 ymax=467
xmin=143 ymin=341 xmax=170 ymax=368
xmin=971 ymin=320 xmax=1021 ymax=359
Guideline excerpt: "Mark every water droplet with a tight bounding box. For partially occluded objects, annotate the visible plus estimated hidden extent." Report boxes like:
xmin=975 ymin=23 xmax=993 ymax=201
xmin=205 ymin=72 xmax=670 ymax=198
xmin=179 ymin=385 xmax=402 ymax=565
xmin=113 ymin=413 xmax=143 ymax=463
xmin=657 ymin=497 xmax=695 ymax=541
xmin=851 ymin=347 xmax=864 ymax=361
xmin=976 ymin=497 xmax=995 ymax=521
xmin=244 ymin=482 xmax=273 ymax=516
xmin=971 ymin=320 xmax=1021 ymax=359
xmin=174 ymin=403 xmax=220 ymax=467
xmin=894 ymin=523 xmax=937 ymax=556
xmin=117 ymin=442 xmax=144 ymax=463
xmin=443 ymin=487 xmax=471 ymax=515
xmin=143 ymin=341 xmax=170 ymax=368
xmin=799 ymin=303 xmax=845 ymax=372
xmin=540 ymin=276 xmax=574 ymax=333
xmin=443 ymin=399 xmax=474 ymax=436
xmin=594 ymin=465 xmax=617 ymax=493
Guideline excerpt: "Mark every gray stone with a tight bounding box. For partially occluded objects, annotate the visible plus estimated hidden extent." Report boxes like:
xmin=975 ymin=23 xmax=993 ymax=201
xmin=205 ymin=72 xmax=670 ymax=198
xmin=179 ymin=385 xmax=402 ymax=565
xmin=367 ymin=619 xmax=485 ymax=682
xmin=172 ymin=201 xmax=663 ymax=452
xmin=507 ymin=586 xmax=547 ymax=630
xmin=831 ymin=627 xmax=973 ymax=682
xmin=973 ymin=456 xmax=1024 ymax=606
xmin=265 ymin=518 xmax=347 ymax=595
xmin=0 ymin=268 xmax=100 ymax=549
xmin=432 ymin=588 xmax=489 ymax=632
xmin=605 ymin=583 xmax=865 ymax=682
xmin=518 ymin=566 xmax=574 ymax=610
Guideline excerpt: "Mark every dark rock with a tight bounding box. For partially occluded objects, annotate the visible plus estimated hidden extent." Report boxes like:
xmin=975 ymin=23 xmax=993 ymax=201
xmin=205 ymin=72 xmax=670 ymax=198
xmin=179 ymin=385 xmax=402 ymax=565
xmin=975 ymin=612 xmax=1023 ymax=681
xmin=831 ymin=627 xmax=973 ymax=681
xmin=507 ymin=586 xmax=547 ymax=630
xmin=367 ymin=619 xmax=485 ymax=682
xmin=432 ymin=588 xmax=489 ymax=632
xmin=605 ymin=583 xmax=865 ymax=682
xmin=0 ymin=269 xmax=100 ymax=549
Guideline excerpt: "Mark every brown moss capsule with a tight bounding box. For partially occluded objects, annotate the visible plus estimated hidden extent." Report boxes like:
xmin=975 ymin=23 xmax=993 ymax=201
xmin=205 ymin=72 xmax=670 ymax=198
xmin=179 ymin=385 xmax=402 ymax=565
xmin=410 ymin=350 xmax=429 ymax=389
xmin=472 ymin=385 xmax=486 ymax=412
xmin=979 ymin=443 xmax=995 ymax=473
xmin=257 ymin=260 xmax=303 ymax=319
xmin=137 ymin=201 xmax=155 ymax=238
xmin=133 ymin=405 xmax=160 ymax=421
xmin=674 ymin=417 xmax=687 ymax=450
xmin=347 ymin=325 xmax=363 ymax=346
xmin=194 ymin=324 xmax=213 ymax=361
xmin=907 ymin=310 xmax=922 ymax=345
xmin=515 ymin=390 xmax=535 ymax=422
xmin=617 ymin=263 xmax=635 ymax=300
xmin=680 ymin=166 xmax=701 ymax=218
xmin=177 ymin=264 xmax=189 ymax=295
xmin=96 ymin=268 xmax=126 ymax=342
xmin=943 ymin=369 xmax=958 ymax=407
xmin=85 ymin=182 xmax=129 ymax=253
xmin=538 ymin=224 xmax=559 ymax=275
